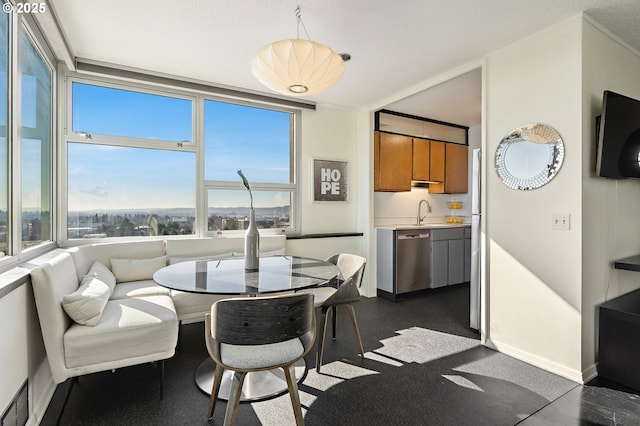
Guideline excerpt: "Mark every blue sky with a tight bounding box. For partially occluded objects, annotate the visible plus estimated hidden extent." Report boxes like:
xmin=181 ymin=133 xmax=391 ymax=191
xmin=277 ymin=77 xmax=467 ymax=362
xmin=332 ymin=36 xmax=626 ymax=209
xmin=68 ymin=83 xmax=292 ymax=211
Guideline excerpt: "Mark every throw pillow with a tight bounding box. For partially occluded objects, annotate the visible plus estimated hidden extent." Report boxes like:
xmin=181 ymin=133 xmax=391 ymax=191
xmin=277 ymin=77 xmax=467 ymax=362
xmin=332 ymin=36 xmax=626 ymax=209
xmin=86 ymin=261 xmax=116 ymax=296
xmin=62 ymin=275 xmax=111 ymax=326
xmin=110 ymin=255 xmax=167 ymax=282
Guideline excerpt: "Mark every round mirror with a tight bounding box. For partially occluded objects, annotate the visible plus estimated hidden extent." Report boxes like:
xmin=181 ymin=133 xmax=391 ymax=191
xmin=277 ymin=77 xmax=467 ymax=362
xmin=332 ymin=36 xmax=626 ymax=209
xmin=495 ymin=123 xmax=564 ymax=190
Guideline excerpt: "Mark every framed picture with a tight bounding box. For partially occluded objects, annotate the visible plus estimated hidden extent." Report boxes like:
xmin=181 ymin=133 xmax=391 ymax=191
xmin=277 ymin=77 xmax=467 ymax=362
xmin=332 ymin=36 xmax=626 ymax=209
xmin=313 ymin=158 xmax=349 ymax=202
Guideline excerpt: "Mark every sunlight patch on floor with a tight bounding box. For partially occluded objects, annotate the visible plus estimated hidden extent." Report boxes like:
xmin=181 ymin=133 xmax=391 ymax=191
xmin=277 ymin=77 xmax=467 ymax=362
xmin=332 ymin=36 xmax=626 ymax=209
xmin=442 ymin=374 xmax=485 ymax=392
xmin=376 ymin=326 xmax=481 ymax=364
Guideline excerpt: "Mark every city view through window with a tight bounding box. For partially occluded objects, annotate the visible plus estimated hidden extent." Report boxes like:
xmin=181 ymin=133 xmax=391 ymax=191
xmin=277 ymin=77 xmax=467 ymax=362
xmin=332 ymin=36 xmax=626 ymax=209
xmin=66 ymin=83 xmax=294 ymax=239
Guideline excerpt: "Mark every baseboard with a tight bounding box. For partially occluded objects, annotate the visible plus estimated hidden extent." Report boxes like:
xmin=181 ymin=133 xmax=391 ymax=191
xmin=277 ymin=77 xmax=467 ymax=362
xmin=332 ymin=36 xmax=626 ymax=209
xmin=486 ymin=338 xmax=584 ymax=383
xmin=582 ymin=363 xmax=598 ymax=383
xmin=28 ymin=377 xmax=56 ymax=426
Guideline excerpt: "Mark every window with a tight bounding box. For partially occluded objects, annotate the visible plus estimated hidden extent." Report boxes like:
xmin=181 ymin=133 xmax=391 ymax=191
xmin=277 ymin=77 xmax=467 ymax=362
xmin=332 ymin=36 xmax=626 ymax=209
xmin=67 ymin=143 xmax=195 ymax=238
xmin=0 ymin=11 xmax=8 ymax=258
xmin=204 ymin=99 xmax=296 ymax=232
xmin=64 ymin=80 xmax=299 ymax=241
xmin=20 ymin=29 xmax=52 ymax=249
xmin=65 ymin=83 xmax=196 ymax=240
xmin=72 ymin=82 xmax=192 ymax=142
xmin=0 ymin=10 xmax=55 ymax=269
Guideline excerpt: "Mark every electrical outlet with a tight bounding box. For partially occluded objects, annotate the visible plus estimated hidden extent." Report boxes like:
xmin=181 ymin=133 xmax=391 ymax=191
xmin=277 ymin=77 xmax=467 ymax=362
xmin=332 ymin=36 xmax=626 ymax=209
xmin=552 ymin=213 xmax=570 ymax=230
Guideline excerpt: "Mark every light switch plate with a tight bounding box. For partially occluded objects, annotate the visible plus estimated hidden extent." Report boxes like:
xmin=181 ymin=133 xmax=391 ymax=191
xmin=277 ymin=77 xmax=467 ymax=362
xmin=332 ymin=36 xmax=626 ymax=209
xmin=552 ymin=213 xmax=570 ymax=230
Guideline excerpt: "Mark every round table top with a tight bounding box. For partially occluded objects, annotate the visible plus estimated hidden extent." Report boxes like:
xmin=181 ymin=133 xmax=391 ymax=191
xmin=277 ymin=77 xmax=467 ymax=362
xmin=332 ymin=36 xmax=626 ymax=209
xmin=153 ymin=255 xmax=339 ymax=295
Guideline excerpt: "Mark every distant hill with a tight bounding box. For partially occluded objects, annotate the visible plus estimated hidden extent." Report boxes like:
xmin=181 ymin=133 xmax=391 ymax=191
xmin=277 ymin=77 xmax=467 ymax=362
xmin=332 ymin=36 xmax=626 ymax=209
xmin=68 ymin=206 xmax=289 ymax=217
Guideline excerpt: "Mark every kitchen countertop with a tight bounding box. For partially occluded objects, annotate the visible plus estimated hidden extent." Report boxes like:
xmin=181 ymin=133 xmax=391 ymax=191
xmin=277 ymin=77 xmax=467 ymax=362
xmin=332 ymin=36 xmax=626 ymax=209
xmin=376 ymin=223 xmax=470 ymax=230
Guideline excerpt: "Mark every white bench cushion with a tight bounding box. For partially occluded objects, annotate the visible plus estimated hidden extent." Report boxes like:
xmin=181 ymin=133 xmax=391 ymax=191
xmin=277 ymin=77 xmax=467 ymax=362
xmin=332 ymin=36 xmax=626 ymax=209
xmin=64 ymin=295 xmax=178 ymax=369
xmin=111 ymin=255 xmax=167 ymax=283
xmin=110 ymin=280 xmax=171 ymax=300
xmin=67 ymin=240 xmax=166 ymax=282
xmin=170 ymin=291 xmax=228 ymax=322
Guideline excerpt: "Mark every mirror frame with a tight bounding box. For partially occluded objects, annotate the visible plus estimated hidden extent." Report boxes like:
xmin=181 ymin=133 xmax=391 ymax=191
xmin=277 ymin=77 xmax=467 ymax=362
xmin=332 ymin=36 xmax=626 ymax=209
xmin=495 ymin=123 xmax=564 ymax=190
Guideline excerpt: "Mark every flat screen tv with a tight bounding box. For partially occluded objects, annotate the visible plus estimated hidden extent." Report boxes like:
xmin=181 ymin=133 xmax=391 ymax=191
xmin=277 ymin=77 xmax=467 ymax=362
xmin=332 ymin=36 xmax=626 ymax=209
xmin=596 ymin=90 xmax=640 ymax=179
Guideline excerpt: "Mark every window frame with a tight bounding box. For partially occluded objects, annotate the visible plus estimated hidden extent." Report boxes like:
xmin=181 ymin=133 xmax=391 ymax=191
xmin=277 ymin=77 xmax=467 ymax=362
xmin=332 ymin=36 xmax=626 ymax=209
xmin=59 ymin=73 xmax=301 ymax=245
xmin=0 ymin=8 xmax=56 ymax=272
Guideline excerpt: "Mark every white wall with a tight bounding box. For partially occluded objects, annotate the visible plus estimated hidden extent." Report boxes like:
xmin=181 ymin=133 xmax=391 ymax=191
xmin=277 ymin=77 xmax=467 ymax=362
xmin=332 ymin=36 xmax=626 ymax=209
xmin=298 ymin=104 xmax=360 ymax=235
xmin=287 ymin=103 xmax=367 ymax=286
xmin=581 ymin=20 xmax=640 ymax=376
xmin=485 ymin=17 xmax=584 ymax=381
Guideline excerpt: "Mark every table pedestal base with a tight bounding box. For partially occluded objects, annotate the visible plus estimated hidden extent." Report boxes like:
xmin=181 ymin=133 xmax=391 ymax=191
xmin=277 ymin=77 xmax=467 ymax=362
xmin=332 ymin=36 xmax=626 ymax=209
xmin=195 ymin=358 xmax=307 ymax=401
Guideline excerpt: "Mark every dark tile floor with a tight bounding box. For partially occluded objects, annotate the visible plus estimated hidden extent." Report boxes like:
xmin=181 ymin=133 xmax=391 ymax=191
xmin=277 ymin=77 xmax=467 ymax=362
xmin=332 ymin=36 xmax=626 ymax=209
xmin=41 ymin=284 xmax=640 ymax=425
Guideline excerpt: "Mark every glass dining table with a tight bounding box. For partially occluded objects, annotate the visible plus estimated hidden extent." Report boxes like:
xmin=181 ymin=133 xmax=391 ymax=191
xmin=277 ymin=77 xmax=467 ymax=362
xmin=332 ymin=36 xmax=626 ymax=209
xmin=153 ymin=255 xmax=339 ymax=401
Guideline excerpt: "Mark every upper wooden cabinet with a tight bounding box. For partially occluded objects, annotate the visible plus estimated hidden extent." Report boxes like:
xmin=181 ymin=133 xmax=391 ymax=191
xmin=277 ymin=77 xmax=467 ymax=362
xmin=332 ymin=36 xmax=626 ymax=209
xmin=429 ymin=143 xmax=468 ymax=194
xmin=413 ymin=138 xmax=445 ymax=183
xmin=429 ymin=140 xmax=446 ymax=183
xmin=375 ymin=131 xmax=467 ymax=193
xmin=412 ymin=138 xmax=430 ymax=181
xmin=374 ymin=132 xmax=412 ymax=191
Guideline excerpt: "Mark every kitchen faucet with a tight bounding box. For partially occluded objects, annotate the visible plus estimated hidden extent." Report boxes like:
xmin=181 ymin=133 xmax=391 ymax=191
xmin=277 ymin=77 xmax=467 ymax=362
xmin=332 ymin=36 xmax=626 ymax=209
xmin=417 ymin=199 xmax=432 ymax=225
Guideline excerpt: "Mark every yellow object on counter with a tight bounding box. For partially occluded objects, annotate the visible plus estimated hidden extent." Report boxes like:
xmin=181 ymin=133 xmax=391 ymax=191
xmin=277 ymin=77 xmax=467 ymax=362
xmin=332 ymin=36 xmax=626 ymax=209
xmin=445 ymin=217 xmax=465 ymax=224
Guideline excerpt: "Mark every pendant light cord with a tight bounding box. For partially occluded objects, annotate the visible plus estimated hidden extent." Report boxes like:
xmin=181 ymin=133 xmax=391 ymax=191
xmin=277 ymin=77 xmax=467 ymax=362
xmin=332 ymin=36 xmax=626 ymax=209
xmin=295 ymin=6 xmax=311 ymax=40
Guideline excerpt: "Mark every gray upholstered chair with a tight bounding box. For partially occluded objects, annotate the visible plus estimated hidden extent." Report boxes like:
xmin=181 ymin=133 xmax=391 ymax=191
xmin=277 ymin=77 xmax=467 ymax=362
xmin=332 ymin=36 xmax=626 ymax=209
xmin=298 ymin=253 xmax=367 ymax=372
xmin=204 ymin=293 xmax=315 ymax=425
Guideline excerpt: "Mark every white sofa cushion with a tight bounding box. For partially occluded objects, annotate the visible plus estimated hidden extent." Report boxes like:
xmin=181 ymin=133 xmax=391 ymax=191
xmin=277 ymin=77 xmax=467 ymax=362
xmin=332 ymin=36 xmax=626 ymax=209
xmin=111 ymin=255 xmax=167 ymax=283
xmin=62 ymin=275 xmax=112 ymax=326
xmin=111 ymin=279 xmax=171 ymax=300
xmin=170 ymin=291 xmax=228 ymax=323
xmin=86 ymin=261 xmax=116 ymax=295
xmin=67 ymin=240 xmax=166 ymax=282
xmin=63 ymin=295 xmax=178 ymax=369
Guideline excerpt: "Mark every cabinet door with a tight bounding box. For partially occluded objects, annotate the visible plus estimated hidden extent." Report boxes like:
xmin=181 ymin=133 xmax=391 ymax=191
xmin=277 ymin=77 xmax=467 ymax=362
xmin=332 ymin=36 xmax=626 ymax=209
xmin=429 ymin=141 xmax=445 ymax=183
xmin=430 ymin=240 xmax=449 ymax=288
xmin=377 ymin=133 xmax=412 ymax=191
xmin=448 ymin=239 xmax=465 ymax=285
xmin=412 ymin=138 xmax=430 ymax=181
xmin=444 ymin=143 xmax=468 ymax=194
xmin=429 ymin=143 xmax=468 ymax=194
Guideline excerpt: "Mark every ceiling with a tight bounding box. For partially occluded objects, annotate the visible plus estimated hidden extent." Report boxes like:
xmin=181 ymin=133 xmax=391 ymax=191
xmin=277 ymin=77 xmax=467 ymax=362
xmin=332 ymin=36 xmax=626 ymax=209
xmin=48 ymin=0 xmax=640 ymax=126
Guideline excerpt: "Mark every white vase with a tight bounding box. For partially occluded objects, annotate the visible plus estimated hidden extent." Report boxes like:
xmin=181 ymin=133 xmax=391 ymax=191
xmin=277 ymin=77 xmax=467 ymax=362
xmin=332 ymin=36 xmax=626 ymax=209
xmin=244 ymin=209 xmax=259 ymax=271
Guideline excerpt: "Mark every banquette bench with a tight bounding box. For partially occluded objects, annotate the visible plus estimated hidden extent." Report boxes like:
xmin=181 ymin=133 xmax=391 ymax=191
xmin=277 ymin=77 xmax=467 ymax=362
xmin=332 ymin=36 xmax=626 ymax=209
xmin=30 ymin=235 xmax=286 ymax=408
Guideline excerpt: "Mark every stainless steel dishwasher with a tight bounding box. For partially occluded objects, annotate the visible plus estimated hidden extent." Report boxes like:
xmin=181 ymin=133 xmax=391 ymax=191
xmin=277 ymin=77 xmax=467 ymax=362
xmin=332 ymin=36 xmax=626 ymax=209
xmin=395 ymin=229 xmax=431 ymax=294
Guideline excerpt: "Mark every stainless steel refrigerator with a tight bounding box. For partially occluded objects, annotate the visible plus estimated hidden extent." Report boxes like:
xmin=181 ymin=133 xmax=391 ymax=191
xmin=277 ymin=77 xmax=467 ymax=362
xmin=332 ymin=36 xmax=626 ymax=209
xmin=470 ymin=148 xmax=481 ymax=331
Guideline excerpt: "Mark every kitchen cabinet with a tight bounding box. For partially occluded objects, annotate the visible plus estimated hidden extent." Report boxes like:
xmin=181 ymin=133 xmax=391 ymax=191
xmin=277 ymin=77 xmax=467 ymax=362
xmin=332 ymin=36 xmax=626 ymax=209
xmin=430 ymin=227 xmax=469 ymax=287
xmin=413 ymin=138 xmax=445 ymax=182
xmin=374 ymin=132 xmax=412 ymax=191
xmin=429 ymin=143 xmax=468 ymax=194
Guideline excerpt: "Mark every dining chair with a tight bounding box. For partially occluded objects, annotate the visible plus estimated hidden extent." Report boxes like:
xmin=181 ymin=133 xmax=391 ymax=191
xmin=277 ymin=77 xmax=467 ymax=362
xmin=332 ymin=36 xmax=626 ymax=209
xmin=204 ymin=293 xmax=315 ymax=425
xmin=298 ymin=253 xmax=367 ymax=372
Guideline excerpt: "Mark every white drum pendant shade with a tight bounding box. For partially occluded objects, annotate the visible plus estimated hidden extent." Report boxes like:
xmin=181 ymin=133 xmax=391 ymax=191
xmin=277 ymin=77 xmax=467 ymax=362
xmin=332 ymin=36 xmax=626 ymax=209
xmin=251 ymin=39 xmax=344 ymax=96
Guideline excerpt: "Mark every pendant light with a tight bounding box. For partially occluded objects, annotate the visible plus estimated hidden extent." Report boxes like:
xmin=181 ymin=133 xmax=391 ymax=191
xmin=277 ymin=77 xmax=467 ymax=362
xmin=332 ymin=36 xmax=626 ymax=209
xmin=251 ymin=6 xmax=348 ymax=96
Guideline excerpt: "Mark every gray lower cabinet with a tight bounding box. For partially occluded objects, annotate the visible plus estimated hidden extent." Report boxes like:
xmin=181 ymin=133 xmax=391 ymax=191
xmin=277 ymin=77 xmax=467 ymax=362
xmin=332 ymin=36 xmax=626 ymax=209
xmin=430 ymin=227 xmax=470 ymax=287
